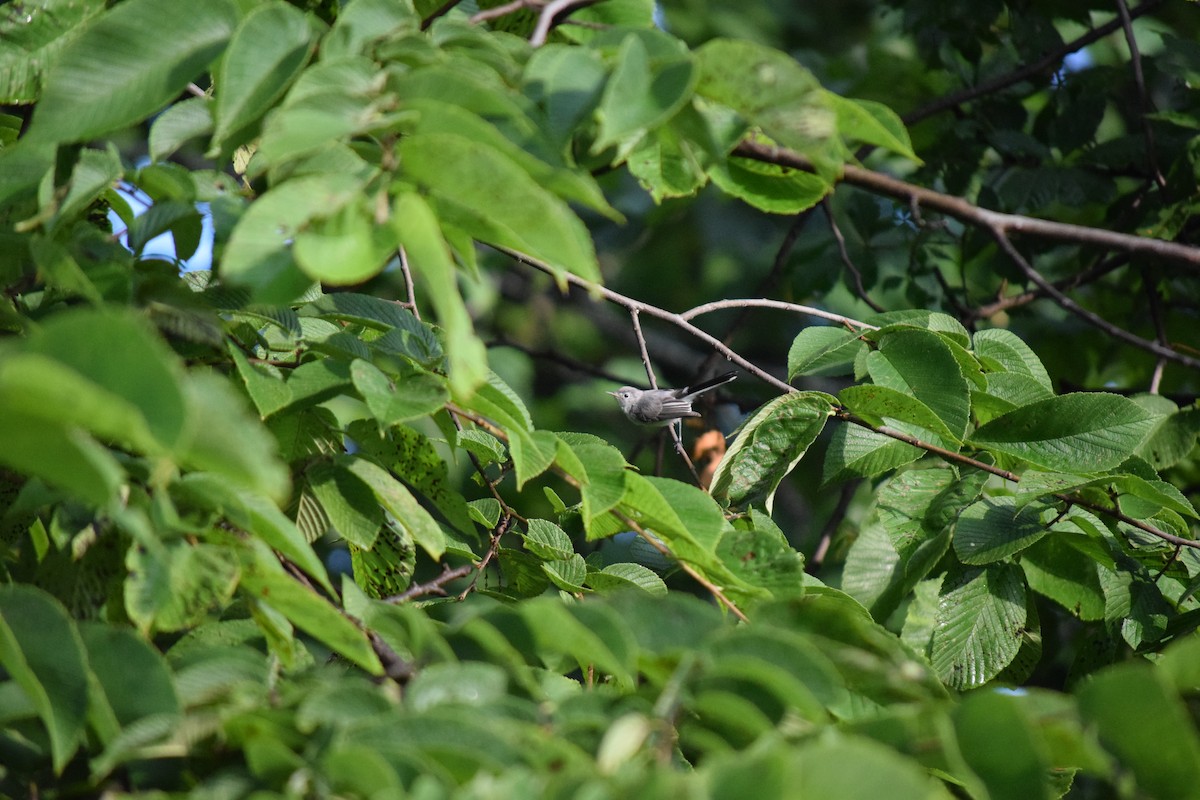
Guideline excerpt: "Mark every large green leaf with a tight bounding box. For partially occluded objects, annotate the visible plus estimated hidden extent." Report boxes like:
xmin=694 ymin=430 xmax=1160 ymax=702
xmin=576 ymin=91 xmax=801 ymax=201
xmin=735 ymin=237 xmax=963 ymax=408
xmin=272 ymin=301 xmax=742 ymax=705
xmin=79 ymin=624 xmax=179 ymax=730
xmin=708 ymin=154 xmax=830 ymax=214
xmin=399 ymin=133 xmax=600 ymax=285
xmin=212 ymin=0 xmax=314 ymax=150
xmin=710 ymin=391 xmax=833 ymax=512
xmin=839 ymin=384 xmax=958 ymax=444
xmin=788 ymin=326 xmax=866 ymax=379
xmin=345 ymin=456 xmax=446 ymax=560
xmin=30 ymin=0 xmax=237 ymax=143
xmin=824 ymin=92 xmax=919 ymax=162
xmin=222 ymin=172 xmax=363 ymax=302
xmin=350 ymin=359 xmax=449 ymax=427
xmin=822 ymin=423 xmax=921 ymax=485
xmin=931 ymin=563 xmax=1027 ymax=689
xmin=954 ymin=497 xmax=1050 ymax=565
xmin=19 ymin=309 xmax=188 ymax=450
xmin=867 ymin=328 xmax=970 ymax=441
xmin=241 ymin=556 xmax=383 ymax=676
xmin=124 ymin=541 xmax=240 ymax=634
xmin=594 ymin=31 xmax=696 ymax=155
xmin=0 ymin=586 xmax=89 ymax=773
xmin=392 ymin=190 xmax=489 ymax=398
xmin=970 ymin=393 xmax=1157 ymax=473
xmin=695 ymin=38 xmax=840 ymax=174
xmin=0 ymin=0 xmax=107 ymax=104
xmin=954 ymin=692 xmax=1051 ymax=800
xmin=1077 ymin=664 xmax=1200 ymax=800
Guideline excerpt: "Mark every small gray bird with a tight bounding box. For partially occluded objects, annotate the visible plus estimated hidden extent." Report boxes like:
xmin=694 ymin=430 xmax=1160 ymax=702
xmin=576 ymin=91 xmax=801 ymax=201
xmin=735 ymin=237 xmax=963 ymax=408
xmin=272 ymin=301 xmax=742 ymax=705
xmin=608 ymin=372 xmax=737 ymax=426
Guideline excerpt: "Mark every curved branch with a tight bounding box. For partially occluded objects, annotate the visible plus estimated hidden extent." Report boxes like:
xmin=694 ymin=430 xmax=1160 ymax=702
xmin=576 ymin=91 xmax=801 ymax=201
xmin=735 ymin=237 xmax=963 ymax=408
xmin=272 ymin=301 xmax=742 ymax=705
xmin=494 ymin=245 xmax=797 ymax=393
xmin=734 ymin=140 xmax=1200 ymax=270
xmin=681 ymin=298 xmax=874 ymax=330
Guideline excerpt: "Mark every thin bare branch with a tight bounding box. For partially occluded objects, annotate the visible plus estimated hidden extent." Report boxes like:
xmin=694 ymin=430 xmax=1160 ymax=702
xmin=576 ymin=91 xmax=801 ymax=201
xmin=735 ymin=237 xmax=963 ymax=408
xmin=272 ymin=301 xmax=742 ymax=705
xmin=681 ymin=299 xmax=875 ymax=330
xmin=1115 ymin=0 xmax=1167 ymax=189
xmin=734 ymin=139 xmax=1200 ymax=270
xmin=383 ymin=564 xmax=473 ymax=604
xmin=398 ymin=245 xmax=420 ymax=321
xmin=494 ymin=245 xmax=797 ymax=393
xmin=823 ymin=198 xmax=884 ymax=313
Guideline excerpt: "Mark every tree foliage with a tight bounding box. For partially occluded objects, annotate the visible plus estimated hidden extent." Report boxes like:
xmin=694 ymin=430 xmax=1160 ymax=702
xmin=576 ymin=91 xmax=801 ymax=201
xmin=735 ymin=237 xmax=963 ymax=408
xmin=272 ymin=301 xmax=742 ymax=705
xmin=2 ymin=0 xmax=1200 ymax=797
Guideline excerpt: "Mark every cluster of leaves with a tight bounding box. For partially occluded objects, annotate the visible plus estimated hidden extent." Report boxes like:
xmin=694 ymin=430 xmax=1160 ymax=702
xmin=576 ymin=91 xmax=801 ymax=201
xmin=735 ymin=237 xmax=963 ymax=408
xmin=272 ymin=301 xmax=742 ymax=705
xmin=1 ymin=0 xmax=1199 ymax=798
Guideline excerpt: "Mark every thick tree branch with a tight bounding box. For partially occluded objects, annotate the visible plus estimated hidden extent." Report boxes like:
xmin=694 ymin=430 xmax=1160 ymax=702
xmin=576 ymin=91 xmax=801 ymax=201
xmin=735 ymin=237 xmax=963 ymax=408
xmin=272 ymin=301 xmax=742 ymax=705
xmin=734 ymin=140 xmax=1200 ymax=270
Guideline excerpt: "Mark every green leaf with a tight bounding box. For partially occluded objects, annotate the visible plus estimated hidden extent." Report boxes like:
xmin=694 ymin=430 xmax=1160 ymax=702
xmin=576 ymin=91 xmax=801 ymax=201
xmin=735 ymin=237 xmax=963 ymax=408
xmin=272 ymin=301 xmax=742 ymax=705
xmin=626 ymin=123 xmax=709 ymax=202
xmin=0 ymin=586 xmax=90 ymax=773
xmin=970 ymin=393 xmax=1157 ymax=473
xmin=399 ymin=133 xmax=600 ymax=286
xmin=0 ymin=410 xmax=123 ymax=506
xmin=348 ymin=420 xmax=475 ymax=539
xmin=176 ymin=371 xmax=292 ymax=504
xmin=868 ymin=329 xmax=970 ymax=441
xmin=788 ymin=326 xmax=866 ymax=379
xmin=125 ymin=541 xmax=240 ymax=633
xmin=1020 ymin=536 xmax=1106 ymax=620
xmin=241 ymin=561 xmax=383 ymax=675
xmin=213 ymin=0 xmax=314 ymax=149
xmin=931 ymin=563 xmax=1027 ymax=689
xmin=82 ymin=622 xmax=182 ymax=732
xmin=294 ymin=200 xmax=400 ymax=286
xmin=222 ymin=172 xmax=362 ymax=302
xmin=954 ymin=692 xmax=1051 ymax=800
xmin=586 ymin=563 xmax=668 ymax=597
xmin=228 ymin=343 xmax=293 ymax=418
xmin=954 ymin=497 xmax=1050 ymax=565
xmin=825 ymin=92 xmax=920 ymax=162
xmin=308 ymin=461 xmax=383 ymax=549
xmin=0 ymin=0 xmax=107 ymax=104
xmin=345 ymin=457 xmax=446 ymax=560
xmin=973 ymin=328 xmax=1051 ymax=390
xmin=710 ymin=391 xmax=833 ymax=511
xmin=1133 ymin=399 xmax=1200 ymax=469
xmin=407 ymin=98 xmax=616 ymax=218
xmin=351 ymin=359 xmax=449 ymax=426
xmin=392 ymin=190 xmax=489 ymax=398
xmin=1077 ymin=664 xmax=1200 ymax=800
xmin=20 ymin=309 xmax=188 ymax=451
xmin=594 ymin=31 xmax=696 ymax=154
xmin=523 ymin=44 xmax=607 ymax=145
xmin=695 ymin=38 xmax=839 ymax=173
xmin=175 ymin=473 xmax=332 ymax=593
xmin=559 ymin=435 xmax=631 ymax=536
xmin=708 ymin=154 xmax=830 ymax=214
xmin=822 ymin=423 xmax=921 ymax=485
xmin=839 ymin=384 xmax=958 ymax=444
xmin=542 ymin=553 xmax=588 ymax=592
xmin=523 ymin=519 xmax=574 ymax=561
xmin=149 ymin=97 xmax=213 ymax=162
xmin=509 ymin=429 xmax=559 ymax=489
xmin=30 ymin=0 xmax=237 ymax=143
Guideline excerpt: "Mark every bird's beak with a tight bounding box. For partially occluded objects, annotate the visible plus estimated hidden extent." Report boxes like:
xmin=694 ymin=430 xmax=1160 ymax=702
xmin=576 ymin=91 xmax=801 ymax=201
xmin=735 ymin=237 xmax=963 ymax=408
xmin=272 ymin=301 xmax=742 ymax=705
xmin=606 ymin=391 xmax=617 ymax=396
